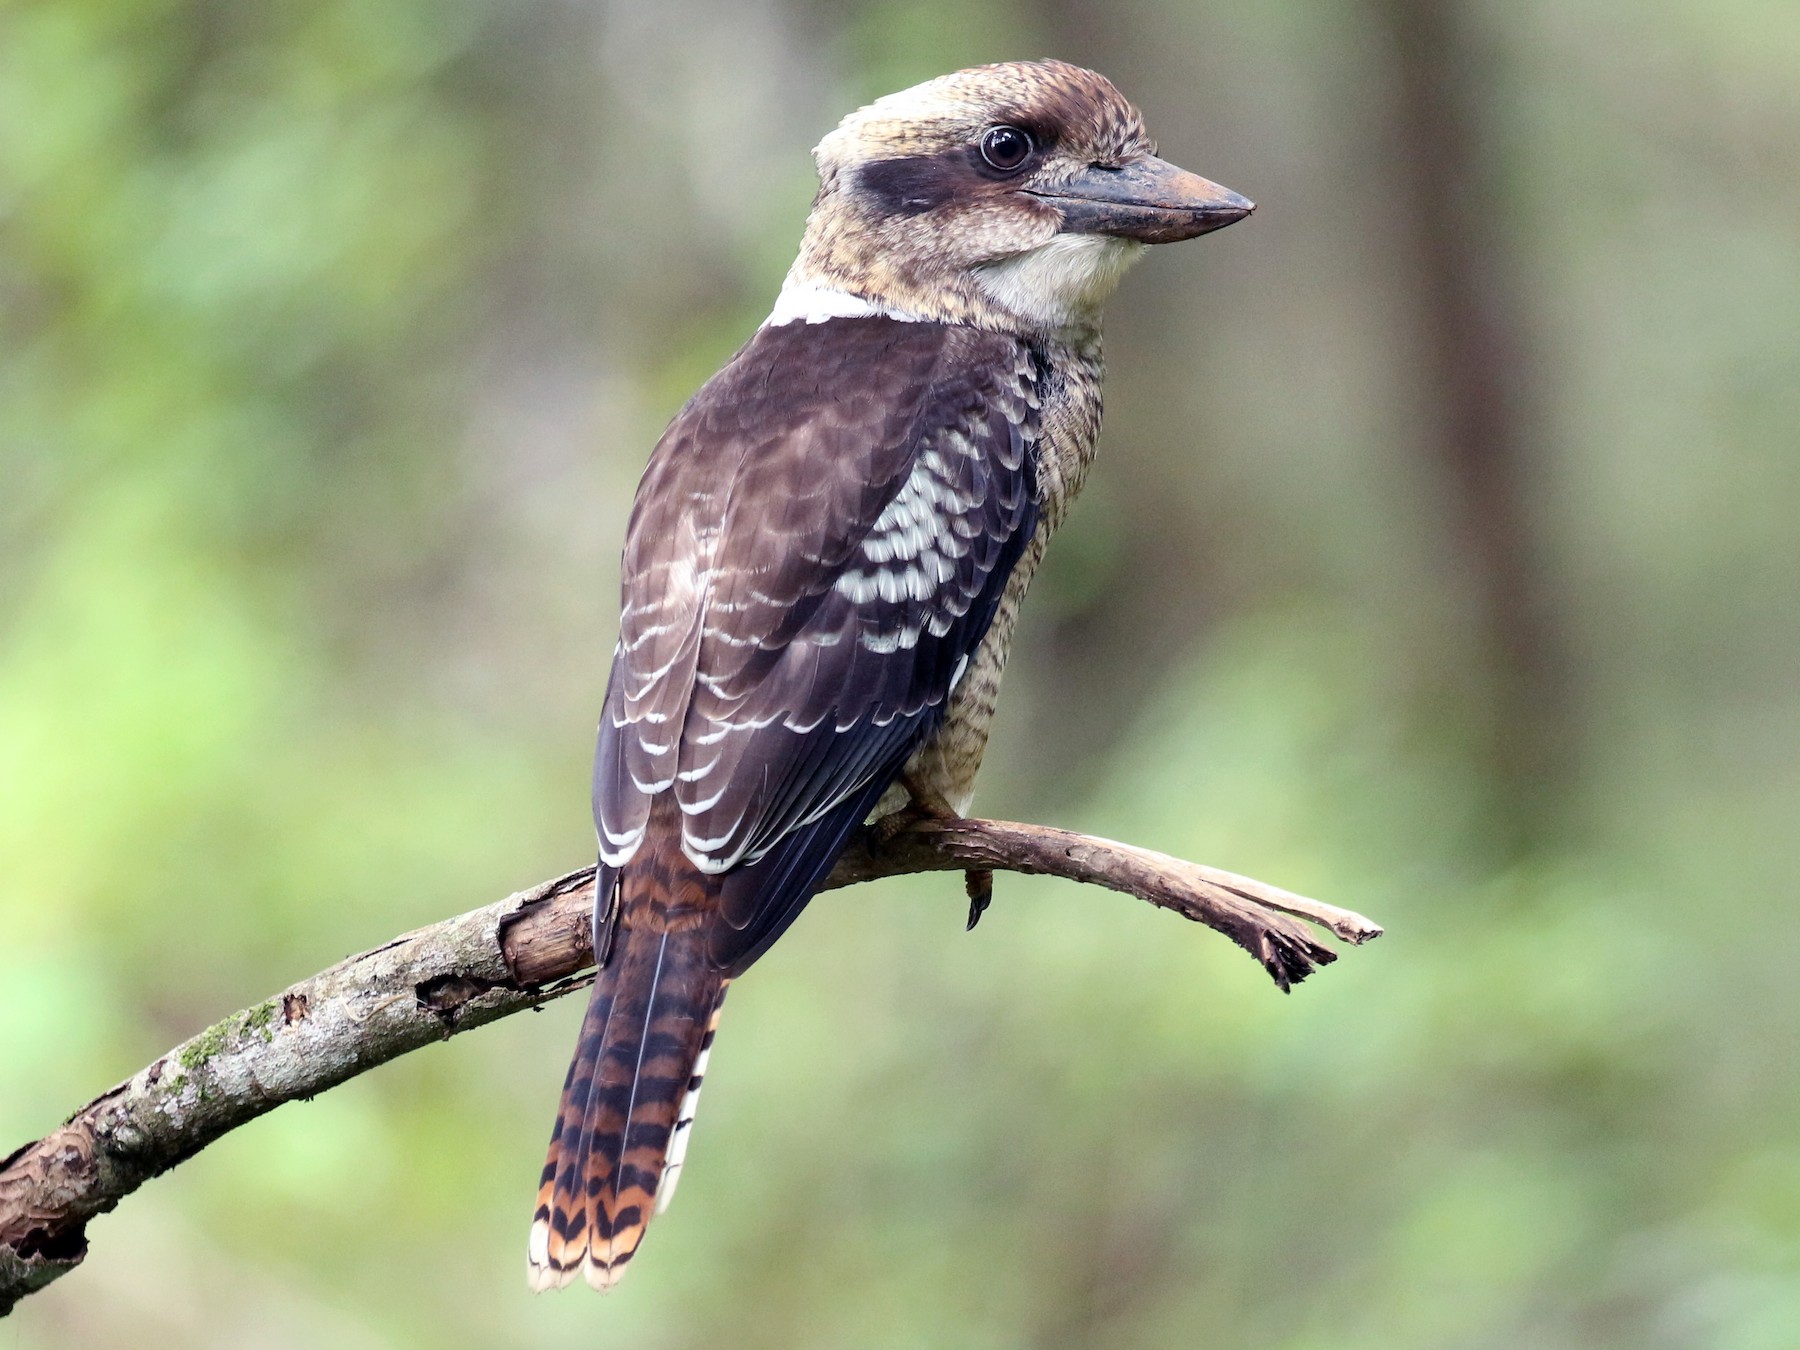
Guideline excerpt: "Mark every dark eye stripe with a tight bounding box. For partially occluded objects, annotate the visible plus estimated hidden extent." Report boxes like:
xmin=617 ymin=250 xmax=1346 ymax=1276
xmin=855 ymin=154 xmax=966 ymax=216
xmin=853 ymin=121 xmax=1054 ymax=216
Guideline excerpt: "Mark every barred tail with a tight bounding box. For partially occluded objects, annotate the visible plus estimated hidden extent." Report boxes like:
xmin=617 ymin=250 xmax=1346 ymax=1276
xmin=527 ymin=866 xmax=727 ymax=1293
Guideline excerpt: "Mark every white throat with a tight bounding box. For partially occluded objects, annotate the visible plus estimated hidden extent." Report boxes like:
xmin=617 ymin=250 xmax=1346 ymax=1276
xmin=974 ymin=234 xmax=1146 ymax=330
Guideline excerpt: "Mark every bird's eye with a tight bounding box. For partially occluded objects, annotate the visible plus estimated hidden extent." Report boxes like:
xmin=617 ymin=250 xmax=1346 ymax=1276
xmin=979 ymin=125 xmax=1034 ymax=172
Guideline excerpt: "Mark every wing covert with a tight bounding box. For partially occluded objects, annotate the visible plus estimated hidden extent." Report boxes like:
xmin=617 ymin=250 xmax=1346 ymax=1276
xmin=593 ymin=316 xmax=1041 ymax=961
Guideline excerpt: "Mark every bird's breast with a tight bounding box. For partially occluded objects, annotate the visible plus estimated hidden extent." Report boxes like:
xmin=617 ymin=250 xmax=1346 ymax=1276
xmin=901 ymin=328 xmax=1106 ymax=812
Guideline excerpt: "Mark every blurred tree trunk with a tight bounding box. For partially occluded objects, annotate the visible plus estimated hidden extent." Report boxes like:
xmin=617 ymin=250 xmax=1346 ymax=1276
xmin=1036 ymin=0 xmax=1575 ymax=851
xmin=1367 ymin=0 xmax=1574 ymax=853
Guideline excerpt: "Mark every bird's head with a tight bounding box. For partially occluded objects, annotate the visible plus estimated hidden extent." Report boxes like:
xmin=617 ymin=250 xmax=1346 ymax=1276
xmin=779 ymin=60 xmax=1252 ymax=333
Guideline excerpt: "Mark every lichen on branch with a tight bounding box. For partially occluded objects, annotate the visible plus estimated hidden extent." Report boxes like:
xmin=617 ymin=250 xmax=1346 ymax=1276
xmin=0 ymin=816 xmax=1380 ymax=1315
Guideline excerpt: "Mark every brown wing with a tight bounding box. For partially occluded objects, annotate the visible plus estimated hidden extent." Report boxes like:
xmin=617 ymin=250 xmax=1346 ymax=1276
xmin=592 ymin=316 xmax=1040 ymax=971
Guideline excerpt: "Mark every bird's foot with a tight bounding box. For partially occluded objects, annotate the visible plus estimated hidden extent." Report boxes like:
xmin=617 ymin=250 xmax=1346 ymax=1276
xmin=869 ymin=785 xmax=995 ymax=930
xmin=869 ymin=799 xmax=940 ymax=847
xmin=869 ymin=777 xmax=959 ymax=843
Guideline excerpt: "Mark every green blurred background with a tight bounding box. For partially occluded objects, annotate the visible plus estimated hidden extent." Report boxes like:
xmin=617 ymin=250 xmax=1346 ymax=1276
xmin=4 ymin=0 xmax=1798 ymax=1345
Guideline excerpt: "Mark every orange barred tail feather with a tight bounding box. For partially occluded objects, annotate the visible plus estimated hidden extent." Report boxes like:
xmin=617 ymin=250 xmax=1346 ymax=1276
xmin=527 ymin=852 xmax=728 ymax=1293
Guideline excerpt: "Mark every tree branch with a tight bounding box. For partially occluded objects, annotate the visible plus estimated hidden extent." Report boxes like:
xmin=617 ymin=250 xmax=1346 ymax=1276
xmin=0 ymin=816 xmax=1380 ymax=1315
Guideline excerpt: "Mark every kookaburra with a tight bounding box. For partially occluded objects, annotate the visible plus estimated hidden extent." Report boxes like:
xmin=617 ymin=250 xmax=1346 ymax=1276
xmin=529 ymin=59 xmax=1251 ymax=1292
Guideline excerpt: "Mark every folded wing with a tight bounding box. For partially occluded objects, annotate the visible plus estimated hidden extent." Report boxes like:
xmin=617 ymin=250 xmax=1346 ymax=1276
xmin=593 ymin=316 xmax=1041 ymax=971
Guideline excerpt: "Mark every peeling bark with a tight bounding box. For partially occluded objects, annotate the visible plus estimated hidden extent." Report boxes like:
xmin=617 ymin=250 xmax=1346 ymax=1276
xmin=0 ymin=817 xmax=1380 ymax=1315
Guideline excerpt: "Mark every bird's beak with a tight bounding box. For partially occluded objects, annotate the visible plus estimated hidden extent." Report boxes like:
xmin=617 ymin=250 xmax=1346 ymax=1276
xmin=1029 ymin=157 xmax=1254 ymax=244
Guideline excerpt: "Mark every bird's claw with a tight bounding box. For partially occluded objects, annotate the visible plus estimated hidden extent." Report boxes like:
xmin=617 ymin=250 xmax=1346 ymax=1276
xmin=964 ymin=869 xmax=993 ymax=930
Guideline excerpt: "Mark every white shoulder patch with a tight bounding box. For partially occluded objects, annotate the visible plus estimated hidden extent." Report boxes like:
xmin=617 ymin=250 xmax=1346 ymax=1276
xmin=763 ymin=278 xmax=926 ymax=327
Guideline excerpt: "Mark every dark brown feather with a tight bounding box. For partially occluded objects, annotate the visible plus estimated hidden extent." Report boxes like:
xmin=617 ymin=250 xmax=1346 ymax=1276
xmin=595 ymin=317 xmax=1041 ymax=887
